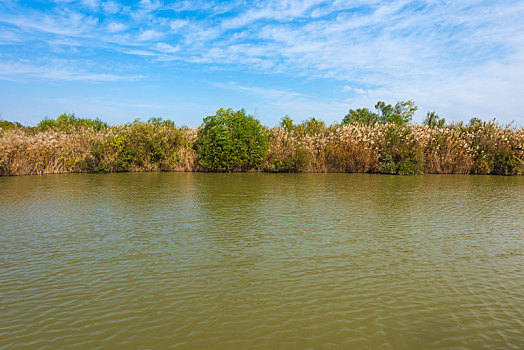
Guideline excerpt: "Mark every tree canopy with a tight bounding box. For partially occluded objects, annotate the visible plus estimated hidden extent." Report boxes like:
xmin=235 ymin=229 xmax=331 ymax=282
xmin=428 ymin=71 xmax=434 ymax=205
xmin=342 ymin=100 xmax=418 ymax=125
xmin=194 ymin=108 xmax=268 ymax=171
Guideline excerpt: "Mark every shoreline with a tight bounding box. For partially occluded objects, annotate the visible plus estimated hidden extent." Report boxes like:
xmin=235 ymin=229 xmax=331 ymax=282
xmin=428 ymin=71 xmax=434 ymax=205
xmin=2 ymin=116 xmax=523 ymax=177
xmin=2 ymin=169 xmax=523 ymax=177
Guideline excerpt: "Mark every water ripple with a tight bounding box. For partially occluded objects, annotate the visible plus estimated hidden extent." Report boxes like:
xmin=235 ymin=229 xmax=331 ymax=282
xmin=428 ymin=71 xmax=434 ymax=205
xmin=1 ymin=173 xmax=523 ymax=349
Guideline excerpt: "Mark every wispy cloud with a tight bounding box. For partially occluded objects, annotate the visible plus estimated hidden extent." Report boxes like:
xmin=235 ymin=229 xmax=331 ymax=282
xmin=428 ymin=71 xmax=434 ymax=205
xmin=213 ymin=81 xmax=306 ymax=102
xmin=0 ymin=61 xmax=143 ymax=82
xmin=102 ymin=1 xmax=120 ymax=15
xmin=213 ymin=81 xmax=350 ymax=124
xmin=0 ymin=0 xmax=523 ymax=123
xmin=106 ymin=22 xmax=127 ymax=33
xmin=137 ymin=29 xmax=163 ymax=42
xmin=1 ymin=8 xmax=99 ymax=36
xmin=169 ymin=19 xmax=189 ymax=31
xmin=155 ymin=43 xmax=180 ymax=54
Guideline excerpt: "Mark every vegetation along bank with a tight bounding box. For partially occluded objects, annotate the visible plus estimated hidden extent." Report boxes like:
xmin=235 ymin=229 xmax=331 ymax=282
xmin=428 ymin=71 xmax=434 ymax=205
xmin=1 ymin=101 xmax=523 ymax=176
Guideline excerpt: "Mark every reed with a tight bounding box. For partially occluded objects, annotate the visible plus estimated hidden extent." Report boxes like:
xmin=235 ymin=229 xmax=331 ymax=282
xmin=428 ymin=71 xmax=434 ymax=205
xmin=1 ymin=118 xmax=523 ymax=176
xmin=0 ymin=121 xmax=198 ymax=176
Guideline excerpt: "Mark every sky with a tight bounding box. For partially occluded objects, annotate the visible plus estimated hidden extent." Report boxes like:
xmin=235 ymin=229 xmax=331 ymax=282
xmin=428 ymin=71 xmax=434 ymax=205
xmin=1 ymin=0 xmax=524 ymax=127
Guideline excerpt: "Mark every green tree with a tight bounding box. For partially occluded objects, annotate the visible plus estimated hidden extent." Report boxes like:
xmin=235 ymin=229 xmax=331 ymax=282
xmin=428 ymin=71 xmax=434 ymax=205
xmin=375 ymin=100 xmax=417 ymax=125
xmin=296 ymin=117 xmax=326 ymax=136
xmin=342 ymin=108 xmax=379 ymax=125
xmin=342 ymin=100 xmax=417 ymax=125
xmin=148 ymin=117 xmax=175 ymax=127
xmin=423 ymin=111 xmax=446 ymax=128
xmin=468 ymin=117 xmax=483 ymax=126
xmin=194 ymin=108 xmax=268 ymax=171
xmin=279 ymin=115 xmax=295 ymax=131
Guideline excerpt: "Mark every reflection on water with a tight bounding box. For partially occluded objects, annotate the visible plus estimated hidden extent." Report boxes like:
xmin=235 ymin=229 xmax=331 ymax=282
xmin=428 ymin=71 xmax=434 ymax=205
xmin=1 ymin=173 xmax=523 ymax=348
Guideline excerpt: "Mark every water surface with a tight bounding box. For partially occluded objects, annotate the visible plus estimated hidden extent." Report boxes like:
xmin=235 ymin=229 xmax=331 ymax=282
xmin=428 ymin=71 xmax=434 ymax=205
xmin=1 ymin=173 xmax=523 ymax=349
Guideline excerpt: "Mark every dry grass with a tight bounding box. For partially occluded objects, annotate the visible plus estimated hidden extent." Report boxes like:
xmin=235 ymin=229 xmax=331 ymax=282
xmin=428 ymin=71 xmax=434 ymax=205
xmin=1 ymin=121 xmax=523 ymax=176
xmin=0 ymin=124 xmax=198 ymax=176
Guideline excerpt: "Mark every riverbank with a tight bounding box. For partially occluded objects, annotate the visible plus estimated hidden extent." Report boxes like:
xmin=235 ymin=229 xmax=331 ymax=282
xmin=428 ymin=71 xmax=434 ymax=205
xmin=1 ymin=116 xmax=522 ymax=176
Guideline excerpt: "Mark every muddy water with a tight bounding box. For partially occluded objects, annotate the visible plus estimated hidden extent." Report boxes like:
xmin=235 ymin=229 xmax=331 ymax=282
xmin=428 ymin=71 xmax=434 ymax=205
xmin=1 ymin=173 xmax=523 ymax=348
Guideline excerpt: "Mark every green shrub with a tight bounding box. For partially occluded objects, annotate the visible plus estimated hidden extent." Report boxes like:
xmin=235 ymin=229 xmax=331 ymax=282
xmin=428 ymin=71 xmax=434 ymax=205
xmin=195 ymin=108 xmax=268 ymax=171
xmin=0 ymin=120 xmax=23 ymax=130
xmin=378 ymin=125 xmax=423 ymax=174
xmin=83 ymin=118 xmax=183 ymax=173
xmin=472 ymin=158 xmax=491 ymax=175
xmin=490 ymin=149 xmax=519 ymax=175
xmin=269 ymin=147 xmax=309 ymax=173
xmin=38 ymin=113 xmax=108 ymax=131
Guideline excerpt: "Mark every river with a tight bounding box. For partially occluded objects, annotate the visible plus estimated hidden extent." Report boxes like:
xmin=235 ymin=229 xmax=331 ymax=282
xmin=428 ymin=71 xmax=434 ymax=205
xmin=1 ymin=173 xmax=523 ymax=348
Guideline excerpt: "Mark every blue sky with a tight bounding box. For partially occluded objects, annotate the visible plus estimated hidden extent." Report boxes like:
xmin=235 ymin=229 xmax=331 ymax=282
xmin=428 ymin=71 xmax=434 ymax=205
xmin=1 ymin=0 xmax=524 ymax=127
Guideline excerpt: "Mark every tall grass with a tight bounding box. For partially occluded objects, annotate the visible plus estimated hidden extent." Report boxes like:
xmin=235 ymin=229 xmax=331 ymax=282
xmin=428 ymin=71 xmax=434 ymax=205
xmin=0 ymin=120 xmax=198 ymax=176
xmin=1 ymin=118 xmax=523 ymax=176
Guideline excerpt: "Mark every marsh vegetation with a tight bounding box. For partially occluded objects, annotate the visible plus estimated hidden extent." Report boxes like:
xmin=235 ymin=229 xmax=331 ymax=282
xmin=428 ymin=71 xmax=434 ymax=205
xmin=1 ymin=102 xmax=523 ymax=176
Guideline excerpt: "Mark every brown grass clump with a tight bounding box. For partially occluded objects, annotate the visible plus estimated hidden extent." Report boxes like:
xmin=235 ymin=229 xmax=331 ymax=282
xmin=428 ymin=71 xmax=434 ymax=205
xmin=414 ymin=125 xmax=473 ymax=174
xmin=0 ymin=123 xmax=198 ymax=176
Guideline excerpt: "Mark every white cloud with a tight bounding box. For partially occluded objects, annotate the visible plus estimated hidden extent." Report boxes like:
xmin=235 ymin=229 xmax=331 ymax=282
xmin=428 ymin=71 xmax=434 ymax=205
xmin=1 ymin=0 xmax=523 ymax=123
xmin=155 ymin=42 xmax=180 ymax=53
xmin=102 ymin=1 xmax=120 ymax=14
xmin=136 ymin=29 xmax=163 ymax=41
xmin=106 ymin=22 xmax=127 ymax=33
xmin=0 ymin=30 xmax=21 ymax=43
xmin=214 ymin=81 xmax=305 ymax=101
xmin=213 ymin=81 xmax=349 ymax=124
xmin=343 ymin=85 xmax=366 ymax=94
xmin=119 ymin=49 xmax=157 ymax=56
xmin=81 ymin=0 xmax=100 ymax=10
xmin=0 ymin=9 xmax=99 ymax=36
xmin=0 ymin=61 xmax=143 ymax=82
xmin=170 ymin=19 xmax=189 ymax=31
